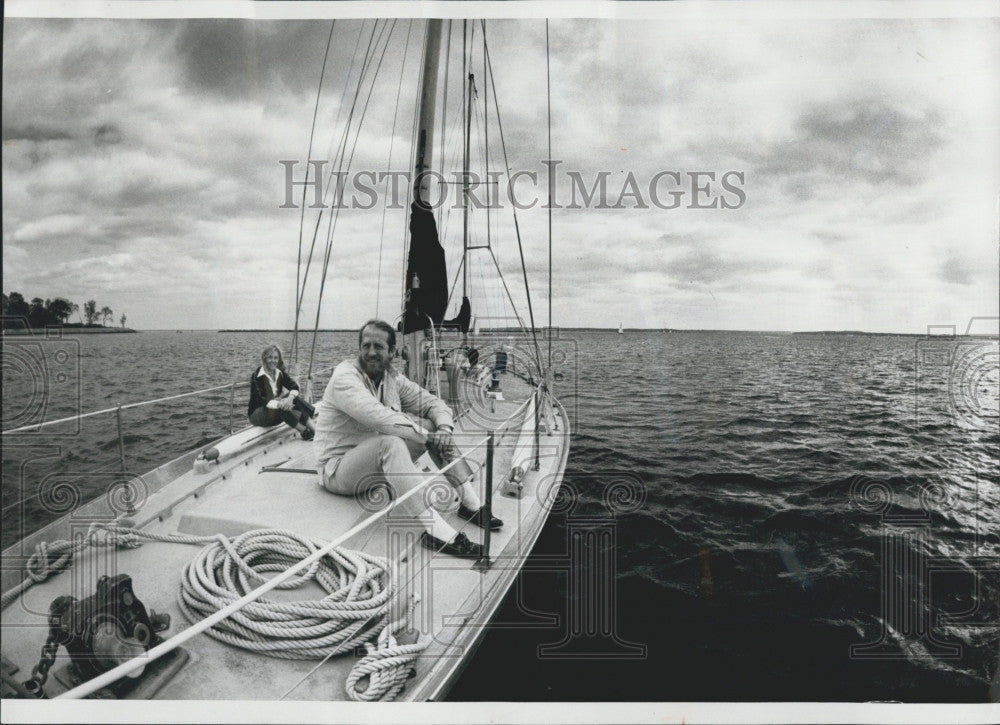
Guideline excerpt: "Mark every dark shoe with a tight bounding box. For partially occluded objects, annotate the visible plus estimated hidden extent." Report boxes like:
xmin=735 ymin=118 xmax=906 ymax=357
xmin=300 ymin=428 xmax=314 ymax=441
xmin=292 ymin=396 xmax=317 ymax=418
xmin=420 ymin=531 xmax=483 ymax=559
xmin=457 ymin=504 xmax=503 ymax=531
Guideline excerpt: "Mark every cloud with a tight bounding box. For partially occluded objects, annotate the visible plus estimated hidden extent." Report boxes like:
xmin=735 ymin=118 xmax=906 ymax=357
xmin=664 ymin=249 xmax=773 ymax=285
xmin=939 ymin=255 xmax=977 ymax=285
xmin=2 ymin=245 xmax=29 ymax=265
xmin=751 ymin=98 xmax=945 ymax=186
xmin=174 ymin=20 xmax=267 ymax=98
xmin=93 ymin=123 xmax=122 ymax=146
xmin=2 ymin=16 xmax=997 ymax=331
xmin=173 ymin=19 xmax=369 ymax=99
xmin=1 ymin=125 xmax=75 ymax=142
xmin=813 ymin=230 xmax=848 ymax=245
xmin=9 ymin=214 xmax=89 ymax=244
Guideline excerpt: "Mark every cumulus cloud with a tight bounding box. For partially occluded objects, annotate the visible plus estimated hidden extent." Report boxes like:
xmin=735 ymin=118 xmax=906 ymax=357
xmin=752 ymin=98 xmax=945 ymax=185
xmin=939 ymin=255 xmax=978 ymax=285
xmin=173 ymin=19 xmax=337 ymax=99
xmin=2 ymin=14 xmax=997 ymax=331
xmin=93 ymin=123 xmax=122 ymax=146
xmin=664 ymin=249 xmax=776 ymax=285
xmin=2 ymin=125 xmax=75 ymax=142
xmin=813 ymin=230 xmax=848 ymax=245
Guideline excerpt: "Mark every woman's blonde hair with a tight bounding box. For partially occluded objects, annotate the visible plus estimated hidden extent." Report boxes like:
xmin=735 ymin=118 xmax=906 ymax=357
xmin=260 ymin=344 xmax=286 ymax=371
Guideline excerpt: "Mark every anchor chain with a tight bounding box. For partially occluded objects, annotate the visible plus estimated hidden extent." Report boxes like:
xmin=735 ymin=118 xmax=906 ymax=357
xmin=23 ymin=625 xmax=60 ymax=698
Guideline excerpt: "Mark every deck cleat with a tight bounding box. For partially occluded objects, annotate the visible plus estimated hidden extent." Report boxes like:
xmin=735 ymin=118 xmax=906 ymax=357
xmin=502 ymin=466 xmax=525 ymax=497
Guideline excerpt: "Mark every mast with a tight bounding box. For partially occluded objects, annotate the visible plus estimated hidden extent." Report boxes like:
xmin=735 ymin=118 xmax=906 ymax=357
xmin=414 ymin=20 xmax=443 ymax=206
xmin=438 ymin=20 xmax=452 ymax=230
xmin=403 ymin=19 xmax=474 ymax=384
xmin=462 ymin=71 xmax=473 ymax=344
xmin=405 ymin=19 xmax=444 ymax=387
xmin=462 ymin=22 xmax=471 ymax=345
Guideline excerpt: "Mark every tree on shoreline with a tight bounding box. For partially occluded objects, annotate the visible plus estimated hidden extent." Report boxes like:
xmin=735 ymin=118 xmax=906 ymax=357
xmin=2 ymin=292 xmax=125 ymax=330
xmin=47 ymin=298 xmax=74 ymax=324
xmin=28 ymin=298 xmax=47 ymax=328
xmin=83 ymin=300 xmax=98 ymax=326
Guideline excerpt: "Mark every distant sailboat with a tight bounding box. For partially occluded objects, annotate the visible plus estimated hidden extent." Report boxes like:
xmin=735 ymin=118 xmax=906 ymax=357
xmin=618 ymin=322 xmax=624 ymax=334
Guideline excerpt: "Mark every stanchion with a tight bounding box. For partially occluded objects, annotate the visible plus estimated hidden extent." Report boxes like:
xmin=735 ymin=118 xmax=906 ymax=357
xmin=533 ymin=387 xmax=541 ymax=471
xmin=115 ymin=405 xmax=126 ymax=473
xmin=474 ymin=432 xmax=495 ymax=571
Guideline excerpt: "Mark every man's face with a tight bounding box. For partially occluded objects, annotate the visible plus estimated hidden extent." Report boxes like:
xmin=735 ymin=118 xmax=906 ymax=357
xmin=359 ymin=326 xmax=393 ymax=378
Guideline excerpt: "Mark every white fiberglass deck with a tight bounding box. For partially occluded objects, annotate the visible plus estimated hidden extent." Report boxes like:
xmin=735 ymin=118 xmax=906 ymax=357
xmin=1 ymin=378 xmax=569 ymax=701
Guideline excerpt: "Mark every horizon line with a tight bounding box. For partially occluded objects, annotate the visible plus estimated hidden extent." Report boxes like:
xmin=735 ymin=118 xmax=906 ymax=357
xmin=125 ymin=326 xmax=1000 ymax=337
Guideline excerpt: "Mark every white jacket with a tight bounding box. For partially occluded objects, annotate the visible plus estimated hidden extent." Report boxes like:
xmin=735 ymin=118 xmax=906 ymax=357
xmin=314 ymin=358 xmax=455 ymax=470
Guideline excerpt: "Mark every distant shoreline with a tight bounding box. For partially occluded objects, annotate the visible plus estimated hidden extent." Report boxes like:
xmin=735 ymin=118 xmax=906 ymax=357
xmin=2 ymin=327 xmax=137 ymax=335
xmin=212 ymin=327 xmax=999 ymax=337
xmin=4 ymin=327 xmax=992 ymax=338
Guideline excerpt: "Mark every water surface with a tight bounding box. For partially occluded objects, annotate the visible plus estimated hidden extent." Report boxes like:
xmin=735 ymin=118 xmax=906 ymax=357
xmin=3 ymin=329 xmax=998 ymax=701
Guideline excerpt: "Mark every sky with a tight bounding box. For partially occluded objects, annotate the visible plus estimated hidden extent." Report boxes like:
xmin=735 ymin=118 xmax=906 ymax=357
xmin=2 ymin=2 xmax=999 ymax=333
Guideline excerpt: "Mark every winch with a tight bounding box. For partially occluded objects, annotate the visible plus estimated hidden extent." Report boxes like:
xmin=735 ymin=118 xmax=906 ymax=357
xmin=22 ymin=574 xmax=176 ymax=697
xmin=50 ymin=573 xmax=169 ymax=680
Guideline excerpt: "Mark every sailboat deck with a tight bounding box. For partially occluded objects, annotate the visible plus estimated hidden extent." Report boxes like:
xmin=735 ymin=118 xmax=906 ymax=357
xmin=1 ymin=376 xmax=569 ymax=700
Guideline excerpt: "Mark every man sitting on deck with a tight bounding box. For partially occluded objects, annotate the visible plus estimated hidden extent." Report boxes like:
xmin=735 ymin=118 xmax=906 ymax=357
xmin=314 ymin=319 xmax=502 ymax=559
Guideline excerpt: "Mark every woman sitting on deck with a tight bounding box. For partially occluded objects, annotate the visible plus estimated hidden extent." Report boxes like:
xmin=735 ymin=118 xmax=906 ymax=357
xmin=248 ymin=344 xmax=316 ymax=440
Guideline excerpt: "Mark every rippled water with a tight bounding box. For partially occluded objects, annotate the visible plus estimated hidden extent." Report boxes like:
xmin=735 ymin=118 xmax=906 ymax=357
xmin=3 ymin=329 xmax=998 ymax=701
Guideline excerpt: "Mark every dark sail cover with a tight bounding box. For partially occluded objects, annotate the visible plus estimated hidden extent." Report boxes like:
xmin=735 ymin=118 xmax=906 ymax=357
xmin=441 ymin=296 xmax=471 ymax=333
xmin=402 ymin=201 xmax=448 ymax=334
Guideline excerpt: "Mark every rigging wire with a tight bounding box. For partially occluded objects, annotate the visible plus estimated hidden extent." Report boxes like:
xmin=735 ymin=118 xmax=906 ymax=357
xmin=446 ymin=255 xmax=464 ymax=309
xmin=476 ymin=247 xmax=495 ymax=331
xmin=489 ymin=248 xmax=528 ymax=333
xmin=435 ymin=99 xmax=468 ymax=262
xmin=483 ymin=25 xmax=492 ymax=263
xmin=441 ymin=89 xmax=484 ymax=318
xmin=434 ymin=26 xmax=521 ymax=337
xmin=482 ymin=23 xmax=544 ymax=378
xmin=296 ymin=19 xmax=368 ymax=298
xmin=292 ymin=20 xmax=336 ymax=372
xmin=376 ymin=19 xmax=415 ymax=319
xmin=461 ymin=20 xmax=469 ymax=308
xmin=314 ymin=17 xmax=396 ymax=277
xmin=297 ymin=20 xmax=378 ymax=361
xmin=546 ymin=19 xmax=553 ymax=375
xmin=308 ymin=19 xmax=398 ymax=375
xmin=469 ymin=92 xmax=510 ymax=330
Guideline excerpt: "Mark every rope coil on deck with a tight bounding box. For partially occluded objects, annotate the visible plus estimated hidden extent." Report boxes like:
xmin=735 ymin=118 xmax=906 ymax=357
xmin=344 ymin=597 xmax=426 ymax=701
xmin=177 ymin=528 xmax=395 ymax=660
xmin=3 ymin=523 xmax=429 ymax=700
xmin=1 ymin=522 xmax=142 ymax=610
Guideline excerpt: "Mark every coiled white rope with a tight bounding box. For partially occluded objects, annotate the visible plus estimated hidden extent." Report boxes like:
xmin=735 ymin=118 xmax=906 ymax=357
xmin=0 ymin=522 xmax=142 ymax=610
xmin=3 ymin=523 xmax=428 ymax=700
xmin=345 ymin=596 xmax=427 ymax=701
xmin=177 ymin=528 xmax=392 ymax=660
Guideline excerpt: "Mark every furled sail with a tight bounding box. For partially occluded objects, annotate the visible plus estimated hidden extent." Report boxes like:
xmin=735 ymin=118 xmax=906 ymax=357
xmin=441 ymin=296 xmax=471 ymax=333
xmin=402 ymin=200 xmax=449 ymax=333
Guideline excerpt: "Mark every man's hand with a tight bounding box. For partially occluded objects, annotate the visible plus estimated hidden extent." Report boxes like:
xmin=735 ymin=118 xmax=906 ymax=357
xmin=426 ymin=427 xmax=455 ymax=454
